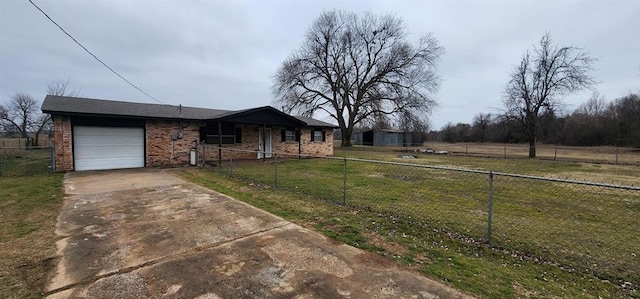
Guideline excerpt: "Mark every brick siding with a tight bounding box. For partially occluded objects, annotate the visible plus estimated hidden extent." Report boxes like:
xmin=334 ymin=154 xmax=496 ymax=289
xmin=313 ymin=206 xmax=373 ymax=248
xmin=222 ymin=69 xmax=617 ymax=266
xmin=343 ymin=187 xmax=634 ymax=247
xmin=273 ymin=127 xmax=334 ymax=156
xmin=203 ymin=126 xmax=333 ymax=162
xmin=146 ymin=120 xmax=201 ymax=167
xmin=52 ymin=117 xmax=334 ymax=171
xmin=53 ymin=115 xmax=73 ymax=171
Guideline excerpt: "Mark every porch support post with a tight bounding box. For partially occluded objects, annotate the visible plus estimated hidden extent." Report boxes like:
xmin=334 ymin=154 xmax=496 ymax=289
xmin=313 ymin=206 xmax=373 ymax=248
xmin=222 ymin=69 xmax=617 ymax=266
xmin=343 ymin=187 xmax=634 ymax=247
xmin=262 ymin=123 xmax=266 ymax=162
xmin=218 ymin=121 xmax=222 ymax=166
xmin=298 ymin=128 xmax=301 ymax=158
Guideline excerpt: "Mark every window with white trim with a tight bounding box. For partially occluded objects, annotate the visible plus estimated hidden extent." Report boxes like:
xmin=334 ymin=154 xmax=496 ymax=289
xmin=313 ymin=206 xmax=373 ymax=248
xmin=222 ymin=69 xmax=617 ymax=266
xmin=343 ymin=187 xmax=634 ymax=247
xmin=281 ymin=128 xmax=299 ymax=142
xmin=311 ymin=129 xmax=325 ymax=142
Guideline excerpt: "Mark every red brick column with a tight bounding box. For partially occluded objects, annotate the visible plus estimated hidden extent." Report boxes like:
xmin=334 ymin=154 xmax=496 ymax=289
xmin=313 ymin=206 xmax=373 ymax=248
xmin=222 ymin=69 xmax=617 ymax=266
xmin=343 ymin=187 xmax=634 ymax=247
xmin=53 ymin=115 xmax=73 ymax=171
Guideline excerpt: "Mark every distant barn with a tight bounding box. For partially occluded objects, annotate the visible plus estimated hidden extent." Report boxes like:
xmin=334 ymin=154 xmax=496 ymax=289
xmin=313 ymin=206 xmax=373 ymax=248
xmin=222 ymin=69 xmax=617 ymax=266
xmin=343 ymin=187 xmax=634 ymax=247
xmin=353 ymin=129 xmax=425 ymax=147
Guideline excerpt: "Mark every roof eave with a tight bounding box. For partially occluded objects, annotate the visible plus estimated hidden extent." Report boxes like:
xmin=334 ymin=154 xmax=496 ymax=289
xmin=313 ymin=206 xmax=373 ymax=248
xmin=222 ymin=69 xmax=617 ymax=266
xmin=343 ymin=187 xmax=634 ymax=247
xmin=214 ymin=106 xmax=307 ymax=126
xmin=43 ymin=111 xmax=203 ymax=121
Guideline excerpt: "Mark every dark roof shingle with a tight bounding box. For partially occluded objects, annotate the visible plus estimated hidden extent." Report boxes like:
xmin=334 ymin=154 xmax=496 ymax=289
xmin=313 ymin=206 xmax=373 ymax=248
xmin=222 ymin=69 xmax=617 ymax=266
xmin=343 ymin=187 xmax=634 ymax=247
xmin=41 ymin=95 xmax=337 ymax=128
xmin=41 ymin=95 xmax=228 ymax=119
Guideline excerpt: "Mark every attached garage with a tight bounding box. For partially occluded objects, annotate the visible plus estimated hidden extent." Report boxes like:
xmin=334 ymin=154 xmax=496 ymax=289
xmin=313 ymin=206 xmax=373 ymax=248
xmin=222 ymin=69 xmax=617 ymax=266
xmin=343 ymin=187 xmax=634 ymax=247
xmin=73 ymin=126 xmax=145 ymax=171
xmin=43 ymin=95 xmax=337 ymax=172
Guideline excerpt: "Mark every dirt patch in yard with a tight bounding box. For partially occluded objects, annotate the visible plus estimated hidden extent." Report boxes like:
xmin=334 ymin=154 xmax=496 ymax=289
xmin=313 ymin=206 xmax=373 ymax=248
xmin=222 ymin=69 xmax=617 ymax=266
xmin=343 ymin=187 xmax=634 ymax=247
xmin=363 ymin=231 xmax=408 ymax=257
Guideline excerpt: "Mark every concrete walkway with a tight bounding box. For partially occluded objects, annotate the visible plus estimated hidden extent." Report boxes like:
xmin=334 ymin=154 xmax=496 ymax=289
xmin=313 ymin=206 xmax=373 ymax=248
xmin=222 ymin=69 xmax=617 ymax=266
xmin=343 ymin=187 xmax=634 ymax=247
xmin=46 ymin=168 xmax=472 ymax=298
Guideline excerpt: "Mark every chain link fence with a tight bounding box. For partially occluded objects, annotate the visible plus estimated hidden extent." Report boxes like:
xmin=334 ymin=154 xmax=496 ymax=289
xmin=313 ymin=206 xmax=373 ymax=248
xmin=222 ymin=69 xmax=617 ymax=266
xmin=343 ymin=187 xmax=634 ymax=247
xmin=198 ymin=144 xmax=640 ymax=290
xmin=343 ymin=141 xmax=640 ymax=165
xmin=430 ymin=142 xmax=640 ymax=165
xmin=0 ymin=146 xmax=54 ymax=176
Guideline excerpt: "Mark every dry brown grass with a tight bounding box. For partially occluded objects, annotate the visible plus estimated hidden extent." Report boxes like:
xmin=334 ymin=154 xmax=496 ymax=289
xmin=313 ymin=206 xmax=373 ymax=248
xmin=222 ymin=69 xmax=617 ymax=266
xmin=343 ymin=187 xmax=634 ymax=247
xmin=336 ymin=140 xmax=640 ymax=165
xmin=424 ymin=142 xmax=640 ymax=165
xmin=0 ymin=174 xmax=63 ymax=299
xmin=336 ymin=147 xmax=640 ymax=186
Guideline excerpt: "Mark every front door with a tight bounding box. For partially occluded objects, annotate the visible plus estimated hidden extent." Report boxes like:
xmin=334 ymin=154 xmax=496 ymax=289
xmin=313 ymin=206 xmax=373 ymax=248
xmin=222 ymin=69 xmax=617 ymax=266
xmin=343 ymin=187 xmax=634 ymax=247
xmin=258 ymin=128 xmax=272 ymax=159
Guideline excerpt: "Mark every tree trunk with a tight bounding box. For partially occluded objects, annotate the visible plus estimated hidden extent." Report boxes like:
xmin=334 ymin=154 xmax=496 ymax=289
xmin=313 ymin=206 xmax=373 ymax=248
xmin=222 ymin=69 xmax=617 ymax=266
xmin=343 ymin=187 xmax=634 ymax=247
xmin=340 ymin=127 xmax=353 ymax=147
xmin=20 ymin=124 xmax=28 ymax=138
xmin=528 ymin=139 xmax=536 ymax=158
xmin=526 ymin=114 xmax=537 ymax=158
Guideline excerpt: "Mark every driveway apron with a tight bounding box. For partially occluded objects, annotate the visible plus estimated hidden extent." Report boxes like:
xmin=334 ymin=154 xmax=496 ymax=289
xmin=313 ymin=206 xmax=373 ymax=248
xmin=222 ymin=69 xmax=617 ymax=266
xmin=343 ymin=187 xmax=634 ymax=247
xmin=45 ymin=168 xmax=472 ymax=298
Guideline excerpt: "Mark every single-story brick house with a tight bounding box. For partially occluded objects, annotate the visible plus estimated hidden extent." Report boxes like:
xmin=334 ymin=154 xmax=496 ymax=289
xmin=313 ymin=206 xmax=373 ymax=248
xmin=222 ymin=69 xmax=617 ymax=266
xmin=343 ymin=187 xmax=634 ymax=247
xmin=41 ymin=95 xmax=337 ymax=171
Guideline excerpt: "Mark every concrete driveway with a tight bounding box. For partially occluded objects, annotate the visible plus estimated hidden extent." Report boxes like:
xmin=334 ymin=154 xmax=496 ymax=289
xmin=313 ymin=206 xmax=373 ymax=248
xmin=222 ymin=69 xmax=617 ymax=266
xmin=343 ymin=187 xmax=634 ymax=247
xmin=46 ymin=168 xmax=471 ymax=298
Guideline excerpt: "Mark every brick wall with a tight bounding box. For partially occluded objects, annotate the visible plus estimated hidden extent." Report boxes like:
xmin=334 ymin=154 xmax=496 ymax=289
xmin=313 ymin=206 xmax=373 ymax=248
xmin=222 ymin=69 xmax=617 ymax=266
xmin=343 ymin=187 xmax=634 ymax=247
xmin=202 ymin=124 xmax=261 ymax=161
xmin=146 ymin=120 xmax=201 ymax=167
xmin=53 ymin=115 xmax=73 ymax=171
xmin=52 ymin=117 xmax=335 ymax=170
xmin=203 ymin=126 xmax=334 ymax=162
xmin=273 ymin=127 xmax=334 ymax=156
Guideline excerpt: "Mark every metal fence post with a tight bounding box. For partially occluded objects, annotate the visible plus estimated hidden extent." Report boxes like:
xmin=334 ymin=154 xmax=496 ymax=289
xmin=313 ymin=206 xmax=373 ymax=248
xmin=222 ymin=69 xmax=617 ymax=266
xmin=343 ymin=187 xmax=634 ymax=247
xmin=503 ymin=146 xmax=507 ymax=158
xmin=487 ymin=172 xmax=494 ymax=245
xmin=274 ymin=153 xmax=278 ymax=188
xmin=343 ymin=157 xmax=347 ymax=205
xmin=615 ymin=147 xmax=619 ymax=164
xmin=554 ymin=146 xmax=558 ymax=160
xmin=50 ymin=146 xmax=55 ymax=172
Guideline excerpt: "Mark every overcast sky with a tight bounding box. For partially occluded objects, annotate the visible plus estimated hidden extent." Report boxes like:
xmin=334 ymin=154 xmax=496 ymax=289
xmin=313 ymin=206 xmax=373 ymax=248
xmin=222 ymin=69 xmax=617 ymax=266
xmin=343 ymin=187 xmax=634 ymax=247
xmin=1 ymin=0 xmax=638 ymax=129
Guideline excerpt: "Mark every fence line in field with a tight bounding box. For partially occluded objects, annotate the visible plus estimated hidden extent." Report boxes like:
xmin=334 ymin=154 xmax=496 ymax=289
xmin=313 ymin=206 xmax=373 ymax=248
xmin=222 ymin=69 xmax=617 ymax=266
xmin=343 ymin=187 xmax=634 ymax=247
xmin=0 ymin=136 xmax=53 ymax=148
xmin=0 ymin=146 xmax=54 ymax=176
xmin=197 ymin=144 xmax=640 ymax=292
xmin=340 ymin=142 xmax=640 ymax=165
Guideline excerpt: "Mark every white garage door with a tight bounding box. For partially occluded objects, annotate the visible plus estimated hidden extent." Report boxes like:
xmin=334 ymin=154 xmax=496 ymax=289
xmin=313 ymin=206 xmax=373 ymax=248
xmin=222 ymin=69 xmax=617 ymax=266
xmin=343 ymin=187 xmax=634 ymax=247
xmin=73 ymin=126 xmax=145 ymax=171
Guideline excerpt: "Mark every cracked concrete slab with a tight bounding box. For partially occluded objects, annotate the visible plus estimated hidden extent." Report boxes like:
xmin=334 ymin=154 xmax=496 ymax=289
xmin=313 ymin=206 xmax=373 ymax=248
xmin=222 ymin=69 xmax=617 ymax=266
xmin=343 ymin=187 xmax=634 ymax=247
xmin=46 ymin=168 xmax=472 ymax=298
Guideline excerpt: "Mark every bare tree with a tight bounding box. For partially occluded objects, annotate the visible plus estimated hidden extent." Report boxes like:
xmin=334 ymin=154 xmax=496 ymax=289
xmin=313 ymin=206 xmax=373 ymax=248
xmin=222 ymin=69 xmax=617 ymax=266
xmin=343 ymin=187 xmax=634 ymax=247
xmin=0 ymin=93 xmax=39 ymax=139
xmin=0 ymin=105 xmax=8 ymax=135
xmin=608 ymin=93 xmax=640 ymax=146
xmin=273 ymin=10 xmax=443 ymax=146
xmin=563 ymin=92 xmax=608 ymax=146
xmin=471 ymin=113 xmax=492 ymax=143
xmin=47 ymin=79 xmax=79 ymax=98
xmin=0 ymin=80 xmax=78 ymax=145
xmin=397 ymin=110 xmax=430 ymax=133
xmin=576 ymin=91 xmax=606 ymax=117
xmin=32 ymin=80 xmax=79 ymax=145
xmin=504 ymin=33 xmax=595 ymax=157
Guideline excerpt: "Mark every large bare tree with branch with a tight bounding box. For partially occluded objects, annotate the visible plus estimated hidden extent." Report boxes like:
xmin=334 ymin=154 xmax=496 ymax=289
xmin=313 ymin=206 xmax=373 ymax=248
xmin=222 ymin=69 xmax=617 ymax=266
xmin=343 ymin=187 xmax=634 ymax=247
xmin=0 ymin=93 xmax=39 ymax=139
xmin=273 ymin=10 xmax=444 ymax=146
xmin=504 ymin=33 xmax=595 ymax=157
xmin=0 ymin=79 xmax=78 ymax=145
xmin=33 ymin=80 xmax=79 ymax=145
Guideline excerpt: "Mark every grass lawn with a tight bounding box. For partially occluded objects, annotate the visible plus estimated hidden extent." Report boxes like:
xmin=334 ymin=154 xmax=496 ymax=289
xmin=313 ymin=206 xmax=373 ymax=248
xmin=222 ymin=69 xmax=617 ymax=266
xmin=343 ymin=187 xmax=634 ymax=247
xmin=0 ymin=173 xmax=63 ymax=298
xmin=336 ymin=148 xmax=640 ymax=186
xmin=0 ymin=148 xmax=52 ymax=176
xmin=186 ymin=149 xmax=640 ymax=298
